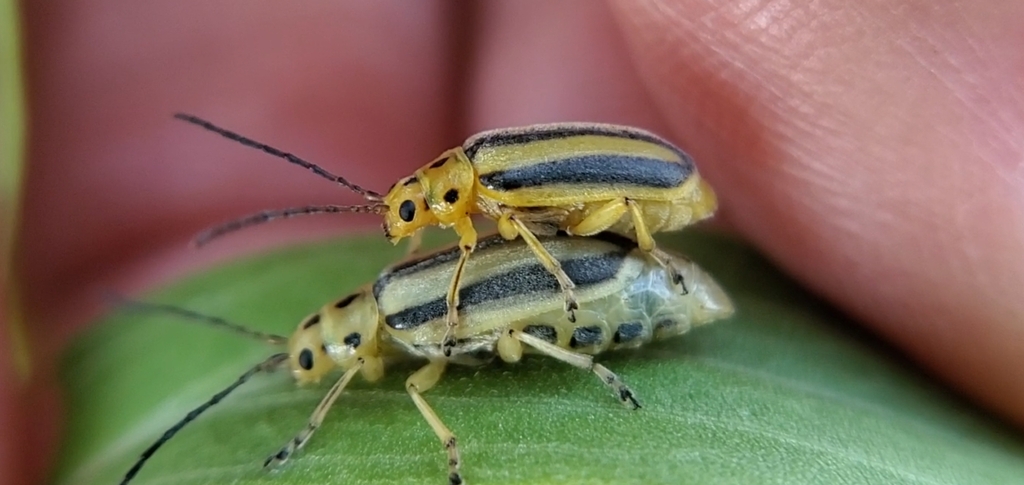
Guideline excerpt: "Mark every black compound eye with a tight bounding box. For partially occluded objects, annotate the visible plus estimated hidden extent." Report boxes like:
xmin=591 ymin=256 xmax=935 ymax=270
xmin=298 ymin=348 xmax=314 ymax=370
xmin=399 ymin=200 xmax=416 ymax=222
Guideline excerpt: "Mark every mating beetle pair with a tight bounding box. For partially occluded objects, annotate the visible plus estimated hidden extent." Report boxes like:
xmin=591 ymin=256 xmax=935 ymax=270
xmin=117 ymin=117 xmax=729 ymax=485
xmin=176 ymin=114 xmax=719 ymax=357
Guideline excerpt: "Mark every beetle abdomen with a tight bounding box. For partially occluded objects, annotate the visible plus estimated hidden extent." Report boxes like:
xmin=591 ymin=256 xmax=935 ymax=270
xmin=517 ymin=252 xmax=734 ymax=357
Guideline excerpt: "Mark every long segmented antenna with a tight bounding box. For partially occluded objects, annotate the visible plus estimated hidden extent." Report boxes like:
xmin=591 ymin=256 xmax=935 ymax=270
xmin=173 ymin=113 xmax=384 ymax=201
xmin=119 ymin=352 xmax=289 ymax=485
xmin=193 ymin=204 xmax=387 ymax=247
xmin=105 ymin=293 xmax=288 ymax=345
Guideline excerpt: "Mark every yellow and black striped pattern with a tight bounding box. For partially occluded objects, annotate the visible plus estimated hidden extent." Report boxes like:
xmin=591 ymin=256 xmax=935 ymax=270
xmin=373 ymin=233 xmax=642 ymax=343
xmin=464 ymin=123 xmax=697 ymax=206
xmin=369 ymin=233 xmax=733 ymax=360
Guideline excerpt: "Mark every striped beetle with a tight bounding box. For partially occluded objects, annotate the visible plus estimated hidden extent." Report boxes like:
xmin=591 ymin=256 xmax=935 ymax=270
xmin=116 ymin=232 xmax=733 ymax=485
xmin=174 ymin=115 xmax=720 ymax=357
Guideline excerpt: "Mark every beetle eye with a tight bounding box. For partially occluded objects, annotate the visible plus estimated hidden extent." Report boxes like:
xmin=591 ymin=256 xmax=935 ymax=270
xmin=298 ymin=348 xmax=314 ymax=370
xmin=399 ymin=200 xmax=416 ymax=222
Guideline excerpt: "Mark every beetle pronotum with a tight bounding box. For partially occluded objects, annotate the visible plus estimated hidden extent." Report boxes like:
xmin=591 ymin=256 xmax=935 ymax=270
xmin=175 ymin=114 xmax=719 ymax=357
xmin=116 ymin=232 xmax=733 ymax=485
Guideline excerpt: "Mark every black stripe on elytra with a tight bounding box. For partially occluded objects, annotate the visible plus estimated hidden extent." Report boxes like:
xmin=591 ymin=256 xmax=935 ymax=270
xmin=383 ymin=251 xmax=627 ymax=330
xmin=375 ymin=233 xmax=511 ymax=297
xmin=479 ymin=154 xmax=692 ymax=192
xmin=463 ymin=125 xmax=682 ymax=160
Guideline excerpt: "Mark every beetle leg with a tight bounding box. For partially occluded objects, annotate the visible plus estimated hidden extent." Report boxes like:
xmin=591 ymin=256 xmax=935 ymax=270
xmin=565 ymin=198 xmax=629 ymax=236
xmin=647 ymin=247 xmax=688 ymax=294
xmin=404 ymin=229 xmax=425 ymax=256
xmin=626 ymin=199 xmax=687 ymax=294
xmin=507 ymin=215 xmax=578 ymax=321
xmin=407 ymin=360 xmax=462 ymax=485
xmin=624 ymin=199 xmax=654 ymax=252
xmin=511 ymin=329 xmax=640 ymax=410
xmin=496 ymin=212 xmax=519 ymax=240
xmin=442 ymin=218 xmax=478 ymax=357
xmin=264 ymin=360 xmax=363 ymax=468
xmin=497 ymin=328 xmax=524 ymax=363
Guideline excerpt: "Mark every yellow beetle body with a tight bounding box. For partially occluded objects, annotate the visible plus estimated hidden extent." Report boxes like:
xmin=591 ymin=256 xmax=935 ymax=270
xmin=117 ymin=233 xmax=733 ymax=485
xmin=377 ymin=123 xmax=718 ymax=355
xmin=381 ymin=123 xmax=717 ymax=240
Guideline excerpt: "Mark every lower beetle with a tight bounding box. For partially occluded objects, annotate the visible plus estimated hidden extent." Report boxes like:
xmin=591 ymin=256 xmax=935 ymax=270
xmin=117 ymin=233 xmax=734 ymax=485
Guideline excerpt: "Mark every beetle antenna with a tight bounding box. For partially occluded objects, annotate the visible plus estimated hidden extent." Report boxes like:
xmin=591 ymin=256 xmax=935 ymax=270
xmin=104 ymin=293 xmax=289 ymax=345
xmin=118 ymin=352 xmax=289 ymax=485
xmin=173 ymin=113 xmax=383 ymax=201
xmin=193 ymin=204 xmax=387 ymax=247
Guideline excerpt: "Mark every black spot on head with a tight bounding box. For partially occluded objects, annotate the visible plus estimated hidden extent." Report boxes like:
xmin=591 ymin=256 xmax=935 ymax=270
xmin=343 ymin=332 xmax=361 ymax=347
xmin=443 ymin=188 xmax=459 ymax=204
xmin=399 ymin=200 xmax=416 ymax=222
xmin=569 ymin=326 xmax=603 ymax=348
xmin=523 ymin=325 xmax=557 ymax=344
xmin=402 ymin=177 xmax=418 ymax=187
xmin=335 ymin=294 xmax=358 ymax=309
xmin=302 ymin=314 xmax=321 ymax=329
xmin=613 ymin=322 xmax=644 ymax=343
xmin=298 ymin=348 xmax=314 ymax=370
xmin=429 ymin=158 xmax=448 ymax=169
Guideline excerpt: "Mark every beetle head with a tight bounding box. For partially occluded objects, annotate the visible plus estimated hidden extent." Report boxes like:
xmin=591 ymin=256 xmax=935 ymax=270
xmin=381 ymin=176 xmax=438 ymax=243
xmin=287 ymin=312 xmax=336 ymax=385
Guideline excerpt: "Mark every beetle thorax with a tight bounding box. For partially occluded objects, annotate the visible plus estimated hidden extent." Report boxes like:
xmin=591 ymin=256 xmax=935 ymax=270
xmin=418 ymin=149 xmax=476 ymax=223
xmin=321 ymin=289 xmax=382 ymax=365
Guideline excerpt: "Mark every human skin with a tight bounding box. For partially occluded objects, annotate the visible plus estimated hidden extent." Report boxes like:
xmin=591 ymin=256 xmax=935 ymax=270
xmin=6 ymin=1 xmax=1024 ymax=484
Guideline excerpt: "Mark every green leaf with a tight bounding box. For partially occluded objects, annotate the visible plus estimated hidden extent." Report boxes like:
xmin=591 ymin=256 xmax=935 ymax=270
xmin=1 ymin=0 xmax=31 ymax=378
xmin=54 ymin=232 xmax=1024 ymax=485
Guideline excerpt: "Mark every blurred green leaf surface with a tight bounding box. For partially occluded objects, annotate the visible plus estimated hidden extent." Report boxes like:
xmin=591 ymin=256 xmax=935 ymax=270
xmin=55 ymin=232 xmax=1024 ymax=485
xmin=1 ymin=0 xmax=30 ymax=377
